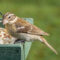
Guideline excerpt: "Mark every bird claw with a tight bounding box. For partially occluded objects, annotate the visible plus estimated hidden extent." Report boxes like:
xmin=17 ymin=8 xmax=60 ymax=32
xmin=14 ymin=39 xmax=25 ymax=44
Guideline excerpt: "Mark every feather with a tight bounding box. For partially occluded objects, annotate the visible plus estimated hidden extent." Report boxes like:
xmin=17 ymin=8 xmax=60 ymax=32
xmin=39 ymin=36 xmax=58 ymax=55
xmin=15 ymin=18 xmax=49 ymax=36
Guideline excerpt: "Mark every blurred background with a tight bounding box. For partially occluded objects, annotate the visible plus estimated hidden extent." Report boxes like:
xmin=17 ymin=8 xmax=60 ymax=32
xmin=0 ymin=0 xmax=60 ymax=60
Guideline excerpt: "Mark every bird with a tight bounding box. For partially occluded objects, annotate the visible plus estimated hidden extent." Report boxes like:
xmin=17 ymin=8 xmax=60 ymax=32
xmin=0 ymin=27 xmax=16 ymax=44
xmin=2 ymin=12 xmax=58 ymax=54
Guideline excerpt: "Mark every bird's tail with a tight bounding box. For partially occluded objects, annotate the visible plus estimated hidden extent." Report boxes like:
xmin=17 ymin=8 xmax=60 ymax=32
xmin=39 ymin=36 xmax=58 ymax=55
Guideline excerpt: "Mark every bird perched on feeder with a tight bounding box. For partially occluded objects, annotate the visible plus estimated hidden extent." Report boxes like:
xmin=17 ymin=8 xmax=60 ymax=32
xmin=2 ymin=12 xmax=58 ymax=54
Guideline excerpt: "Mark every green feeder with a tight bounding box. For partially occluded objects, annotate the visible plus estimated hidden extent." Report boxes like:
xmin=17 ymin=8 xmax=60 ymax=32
xmin=0 ymin=18 xmax=33 ymax=60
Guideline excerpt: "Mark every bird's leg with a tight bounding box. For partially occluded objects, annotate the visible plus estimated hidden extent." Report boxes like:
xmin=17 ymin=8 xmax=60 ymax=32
xmin=14 ymin=39 xmax=25 ymax=43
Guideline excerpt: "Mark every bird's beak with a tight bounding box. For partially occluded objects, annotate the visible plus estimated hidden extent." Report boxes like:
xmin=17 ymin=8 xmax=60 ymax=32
xmin=3 ymin=19 xmax=8 ymax=25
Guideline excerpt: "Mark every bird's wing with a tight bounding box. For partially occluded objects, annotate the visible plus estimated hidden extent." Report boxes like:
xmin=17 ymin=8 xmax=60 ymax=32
xmin=15 ymin=18 xmax=49 ymax=36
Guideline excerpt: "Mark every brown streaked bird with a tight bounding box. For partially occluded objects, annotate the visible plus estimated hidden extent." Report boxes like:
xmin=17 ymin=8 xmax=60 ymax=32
xmin=2 ymin=12 xmax=58 ymax=55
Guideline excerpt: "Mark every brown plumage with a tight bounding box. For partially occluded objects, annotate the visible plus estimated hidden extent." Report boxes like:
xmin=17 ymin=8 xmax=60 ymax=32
xmin=2 ymin=12 xmax=58 ymax=55
xmin=13 ymin=18 xmax=49 ymax=36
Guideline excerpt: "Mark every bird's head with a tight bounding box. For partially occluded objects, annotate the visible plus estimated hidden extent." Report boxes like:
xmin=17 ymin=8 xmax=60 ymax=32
xmin=3 ymin=12 xmax=17 ymax=25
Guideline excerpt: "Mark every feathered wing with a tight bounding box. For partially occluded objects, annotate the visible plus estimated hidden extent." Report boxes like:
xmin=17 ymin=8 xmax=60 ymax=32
xmin=15 ymin=18 xmax=49 ymax=36
xmin=39 ymin=36 xmax=58 ymax=55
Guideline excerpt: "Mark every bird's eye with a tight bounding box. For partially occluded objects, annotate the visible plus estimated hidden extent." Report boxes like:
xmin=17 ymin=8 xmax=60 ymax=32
xmin=8 ymin=16 xmax=11 ymax=18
